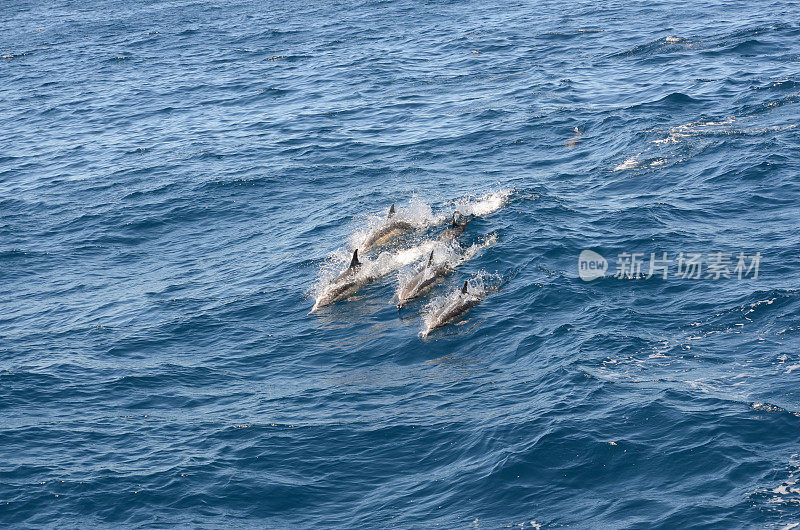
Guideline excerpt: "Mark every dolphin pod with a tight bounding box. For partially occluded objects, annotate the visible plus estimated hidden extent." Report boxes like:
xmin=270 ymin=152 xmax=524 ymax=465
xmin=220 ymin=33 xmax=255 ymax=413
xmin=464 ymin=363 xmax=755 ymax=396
xmin=310 ymin=198 xmax=502 ymax=335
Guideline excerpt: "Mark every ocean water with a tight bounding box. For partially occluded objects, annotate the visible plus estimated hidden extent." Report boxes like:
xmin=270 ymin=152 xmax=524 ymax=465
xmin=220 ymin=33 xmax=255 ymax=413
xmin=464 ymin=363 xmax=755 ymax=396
xmin=2 ymin=0 xmax=800 ymax=526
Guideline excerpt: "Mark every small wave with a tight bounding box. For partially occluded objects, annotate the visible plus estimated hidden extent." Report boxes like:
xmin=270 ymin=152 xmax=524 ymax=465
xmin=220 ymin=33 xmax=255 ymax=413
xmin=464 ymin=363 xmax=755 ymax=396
xmin=651 ymin=116 xmax=736 ymax=144
xmin=753 ymin=453 xmax=800 ymax=515
xmin=751 ymin=402 xmax=783 ymax=414
xmin=630 ymin=92 xmax=704 ymax=110
xmin=614 ymin=153 xmax=686 ymax=171
xmin=726 ymin=39 xmax=776 ymax=55
xmin=753 ymin=79 xmax=800 ymax=91
xmin=612 ymin=36 xmax=692 ymax=58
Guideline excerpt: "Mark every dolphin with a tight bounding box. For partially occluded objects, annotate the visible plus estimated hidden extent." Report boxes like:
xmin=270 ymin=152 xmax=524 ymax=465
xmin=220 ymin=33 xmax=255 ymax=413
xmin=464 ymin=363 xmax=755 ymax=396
xmin=361 ymin=204 xmax=414 ymax=252
xmin=397 ymin=249 xmax=453 ymax=308
xmin=310 ymin=249 xmax=365 ymax=312
xmin=437 ymin=211 xmax=471 ymax=242
xmin=420 ymin=280 xmax=485 ymax=337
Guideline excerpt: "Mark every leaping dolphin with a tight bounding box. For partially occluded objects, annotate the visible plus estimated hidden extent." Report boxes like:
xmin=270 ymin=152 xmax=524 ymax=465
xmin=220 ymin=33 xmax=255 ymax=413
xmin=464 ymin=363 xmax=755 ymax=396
xmin=397 ymin=249 xmax=453 ymax=308
xmin=420 ymin=280 xmax=485 ymax=337
xmin=361 ymin=204 xmax=414 ymax=252
xmin=310 ymin=249 xmax=366 ymax=312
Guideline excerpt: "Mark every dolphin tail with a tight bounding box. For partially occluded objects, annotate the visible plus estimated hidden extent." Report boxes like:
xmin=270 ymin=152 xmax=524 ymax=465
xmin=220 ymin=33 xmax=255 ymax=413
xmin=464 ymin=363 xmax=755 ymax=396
xmin=388 ymin=204 xmax=395 ymax=218
xmin=461 ymin=280 xmax=468 ymax=294
xmin=349 ymin=249 xmax=361 ymax=269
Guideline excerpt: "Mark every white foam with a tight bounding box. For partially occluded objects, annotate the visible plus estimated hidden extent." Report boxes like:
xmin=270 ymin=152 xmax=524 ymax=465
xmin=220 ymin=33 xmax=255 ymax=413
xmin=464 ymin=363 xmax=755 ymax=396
xmin=751 ymin=402 xmax=782 ymax=413
xmin=759 ymin=454 xmax=800 ymax=514
xmin=614 ymin=156 xmax=640 ymax=171
xmin=453 ymin=189 xmax=511 ymax=217
xmin=652 ymin=117 xmax=736 ymax=146
xmin=368 ymin=241 xmax=438 ymax=275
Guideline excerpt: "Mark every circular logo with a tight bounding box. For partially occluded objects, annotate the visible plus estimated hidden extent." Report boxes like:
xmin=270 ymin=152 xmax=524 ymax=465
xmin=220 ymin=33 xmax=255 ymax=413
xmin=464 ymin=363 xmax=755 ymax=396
xmin=578 ymin=250 xmax=607 ymax=281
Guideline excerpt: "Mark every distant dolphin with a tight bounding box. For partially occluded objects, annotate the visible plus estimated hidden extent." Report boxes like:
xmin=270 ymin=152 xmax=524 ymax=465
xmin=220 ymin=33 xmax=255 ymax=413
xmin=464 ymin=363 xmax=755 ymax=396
xmin=437 ymin=211 xmax=471 ymax=242
xmin=420 ymin=280 xmax=484 ymax=337
xmin=361 ymin=204 xmax=414 ymax=252
xmin=311 ymin=249 xmax=365 ymax=312
xmin=397 ymin=249 xmax=453 ymax=308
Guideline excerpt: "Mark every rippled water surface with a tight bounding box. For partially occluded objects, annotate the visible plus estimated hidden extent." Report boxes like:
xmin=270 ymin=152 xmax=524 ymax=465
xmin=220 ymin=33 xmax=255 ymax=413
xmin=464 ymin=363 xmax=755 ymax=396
xmin=3 ymin=0 xmax=800 ymax=527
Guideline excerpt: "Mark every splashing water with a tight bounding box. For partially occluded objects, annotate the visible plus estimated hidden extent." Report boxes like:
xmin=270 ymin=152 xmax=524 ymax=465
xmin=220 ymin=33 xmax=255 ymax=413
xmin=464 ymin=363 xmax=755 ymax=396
xmin=453 ymin=189 xmax=512 ymax=217
xmin=614 ymin=155 xmax=642 ymax=171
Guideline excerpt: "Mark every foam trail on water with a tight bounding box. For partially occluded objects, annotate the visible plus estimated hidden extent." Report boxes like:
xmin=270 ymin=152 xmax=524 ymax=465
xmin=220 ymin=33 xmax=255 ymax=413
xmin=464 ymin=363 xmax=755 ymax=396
xmin=462 ymin=232 xmax=498 ymax=260
xmin=359 ymin=240 xmax=439 ymax=283
xmin=453 ymin=189 xmax=511 ymax=217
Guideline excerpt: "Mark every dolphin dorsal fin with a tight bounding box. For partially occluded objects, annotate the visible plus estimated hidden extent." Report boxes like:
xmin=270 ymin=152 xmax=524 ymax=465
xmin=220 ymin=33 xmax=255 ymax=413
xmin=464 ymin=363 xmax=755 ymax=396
xmin=388 ymin=204 xmax=395 ymax=218
xmin=461 ymin=280 xmax=468 ymax=294
xmin=349 ymin=249 xmax=361 ymax=269
xmin=427 ymin=250 xmax=434 ymax=267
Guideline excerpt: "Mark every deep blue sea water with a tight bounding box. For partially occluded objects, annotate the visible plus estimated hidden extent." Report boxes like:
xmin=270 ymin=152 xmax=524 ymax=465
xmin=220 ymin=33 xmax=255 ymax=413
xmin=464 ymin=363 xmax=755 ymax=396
xmin=3 ymin=0 xmax=800 ymax=527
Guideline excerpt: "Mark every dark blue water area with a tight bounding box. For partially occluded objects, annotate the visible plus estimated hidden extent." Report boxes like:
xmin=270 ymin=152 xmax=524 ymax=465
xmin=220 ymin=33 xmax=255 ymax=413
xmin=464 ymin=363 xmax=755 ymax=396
xmin=2 ymin=0 xmax=800 ymax=527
